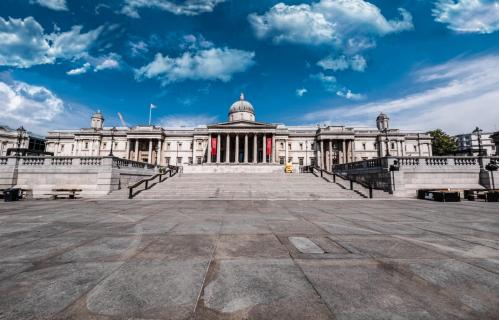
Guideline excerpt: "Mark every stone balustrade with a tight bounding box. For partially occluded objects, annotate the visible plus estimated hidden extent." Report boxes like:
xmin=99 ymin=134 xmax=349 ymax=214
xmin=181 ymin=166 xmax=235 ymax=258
xmin=332 ymin=156 xmax=499 ymax=197
xmin=0 ymin=156 xmax=158 ymax=198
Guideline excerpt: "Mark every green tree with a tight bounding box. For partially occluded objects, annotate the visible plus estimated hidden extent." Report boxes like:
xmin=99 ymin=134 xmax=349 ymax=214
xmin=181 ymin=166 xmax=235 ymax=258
xmin=427 ymin=129 xmax=458 ymax=156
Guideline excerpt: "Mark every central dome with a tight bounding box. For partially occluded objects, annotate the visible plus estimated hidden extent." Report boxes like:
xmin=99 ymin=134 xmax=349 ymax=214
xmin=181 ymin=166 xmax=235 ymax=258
xmin=228 ymin=93 xmax=255 ymax=122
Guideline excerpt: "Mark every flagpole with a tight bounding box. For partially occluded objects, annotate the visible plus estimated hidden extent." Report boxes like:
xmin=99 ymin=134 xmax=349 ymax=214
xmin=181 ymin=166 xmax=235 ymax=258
xmin=149 ymin=105 xmax=152 ymax=126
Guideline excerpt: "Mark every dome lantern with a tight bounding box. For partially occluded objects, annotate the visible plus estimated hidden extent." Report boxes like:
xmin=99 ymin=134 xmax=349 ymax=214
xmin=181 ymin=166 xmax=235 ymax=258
xmin=228 ymin=93 xmax=255 ymax=122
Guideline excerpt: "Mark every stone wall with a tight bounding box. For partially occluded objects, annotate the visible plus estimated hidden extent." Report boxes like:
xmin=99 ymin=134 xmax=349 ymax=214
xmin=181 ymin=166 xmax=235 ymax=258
xmin=333 ymin=156 xmax=499 ymax=197
xmin=0 ymin=156 xmax=157 ymax=198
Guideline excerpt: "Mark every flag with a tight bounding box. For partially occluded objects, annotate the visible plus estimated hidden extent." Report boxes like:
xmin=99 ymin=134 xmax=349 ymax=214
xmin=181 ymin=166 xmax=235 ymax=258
xmin=150 ymin=104 xmax=157 ymax=109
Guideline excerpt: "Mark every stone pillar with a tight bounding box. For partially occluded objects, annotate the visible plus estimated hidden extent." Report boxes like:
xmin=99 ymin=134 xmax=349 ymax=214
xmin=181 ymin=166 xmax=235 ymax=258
xmin=351 ymin=140 xmax=355 ymax=162
xmin=235 ymin=134 xmax=240 ymax=164
xmin=285 ymin=140 xmax=289 ymax=164
xmin=207 ymin=135 xmax=212 ymax=163
xmin=125 ymin=139 xmax=130 ymax=160
xmin=157 ymin=139 xmax=162 ymax=165
xmin=244 ymin=134 xmax=249 ymax=163
xmin=226 ymin=134 xmax=230 ymax=163
xmin=134 ymin=139 xmax=139 ymax=161
xmin=342 ymin=140 xmax=347 ymax=163
xmin=320 ymin=140 xmax=324 ymax=169
xmin=429 ymin=143 xmax=433 ymax=157
xmin=400 ymin=141 xmax=404 ymax=156
xmin=262 ymin=134 xmax=267 ymax=163
xmin=216 ymin=134 xmax=221 ymax=163
xmin=272 ymin=135 xmax=276 ymax=163
xmin=328 ymin=140 xmax=333 ymax=171
xmin=89 ymin=140 xmax=94 ymax=156
xmin=148 ymin=139 xmax=153 ymax=163
xmin=253 ymin=134 xmax=257 ymax=163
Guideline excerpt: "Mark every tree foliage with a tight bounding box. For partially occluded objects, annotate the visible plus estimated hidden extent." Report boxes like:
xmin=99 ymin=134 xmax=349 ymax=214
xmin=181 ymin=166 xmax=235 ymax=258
xmin=427 ymin=129 xmax=458 ymax=156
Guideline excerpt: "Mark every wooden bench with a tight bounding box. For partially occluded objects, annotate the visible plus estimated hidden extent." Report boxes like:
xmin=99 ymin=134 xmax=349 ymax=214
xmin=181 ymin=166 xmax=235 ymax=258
xmin=45 ymin=189 xmax=82 ymax=200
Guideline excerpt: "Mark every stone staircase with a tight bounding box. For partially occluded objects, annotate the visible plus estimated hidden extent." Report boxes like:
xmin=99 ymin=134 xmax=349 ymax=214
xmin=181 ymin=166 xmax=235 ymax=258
xmin=111 ymin=173 xmax=370 ymax=200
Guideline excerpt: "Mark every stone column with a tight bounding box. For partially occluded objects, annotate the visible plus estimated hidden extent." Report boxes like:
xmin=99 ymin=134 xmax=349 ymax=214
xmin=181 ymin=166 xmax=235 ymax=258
xmin=285 ymin=140 xmax=289 ymax=164
xmin=342 ymin=140 xmax=347 ymax=163
xmin=271 ymin=135 xmax=276 ymax=163
xmin=400 ymin=141 xmax=404 ymax=156
xmin=351 ymin=140 xmax=355 ymax=162
xmin=226 ymin=134 xmax=230 ymax=163
xmin=125 ymin=139 xmax=130 ymax=160
xmin=207 ymin=135 xmax=212 ymax=163
xmin=216 ymin=134 xmax=221 ymax=163
xmin=244 ymin=134 xmax=249 ymax=163
xmin=134 ymin=139 xmax=139 ymax=161
xmin=235 ymin=134 xmax=240 ymax=164
xmin=262 ymin=134 xmax=267 ymax=163
xmin=320 ymin=140 xmax=324 ymax=169
xmin=89 ymin=140 xmax=94 ymax=156
xmin=328 ymin=140 xmax=333 ymax=171
xmin=157 ymin=139 xmax=162 ymax=165
xmin=148 ymin=139 xmax=153 ymax=163
xmin=253 ymin=134 xmax=257 ymax=163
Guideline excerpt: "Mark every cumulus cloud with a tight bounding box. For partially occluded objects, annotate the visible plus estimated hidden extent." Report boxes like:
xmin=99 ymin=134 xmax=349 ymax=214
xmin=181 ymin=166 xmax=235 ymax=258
xmin=32 ymin=0 xmax=67 ymax=11
xmin=67 ymin=63 xmax=91 ymax=75
xmin=248 ymin=0 xmax=413 ymax=48
xmin=303 ymin=54 xmax=499 ymax=133
xmin=296 ymin=88 xmax=308 ymax=97
xmin=0 ymin=80 xmax=64 ymax=125
xmin=0 ymin=17 xmax=102 ymax=68
xmin=336 ymin=89 xmax=365 ymax=100
xmin=66 ymin=54 xmax=121 ymax=76
xmin=159 ymin=114 xmax=217 ymax=128
xmin=122 ymin=0 xmax=226 ymax=17
xmin=317 ymin=54 xmax=367 ymax=72
xmin=136 ymin=47 xmax=255 ymax=84
xmin=311 ymin=72 xmax=337 ymax=92
xmin=433 ymin=0 xmax=499 ymax=34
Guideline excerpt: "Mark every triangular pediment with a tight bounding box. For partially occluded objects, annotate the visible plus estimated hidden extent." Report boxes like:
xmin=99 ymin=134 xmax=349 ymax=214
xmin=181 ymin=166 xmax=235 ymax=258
xmin=207 ymin=120 xmax=276 ymax=129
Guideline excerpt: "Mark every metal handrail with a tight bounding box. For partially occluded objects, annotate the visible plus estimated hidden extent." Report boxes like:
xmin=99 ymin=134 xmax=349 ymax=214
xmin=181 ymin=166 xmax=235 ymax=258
xmin=128 ymin=165 xmax=180 ymax=199
xmin=313 ymin=165 xmax=374 ymax=198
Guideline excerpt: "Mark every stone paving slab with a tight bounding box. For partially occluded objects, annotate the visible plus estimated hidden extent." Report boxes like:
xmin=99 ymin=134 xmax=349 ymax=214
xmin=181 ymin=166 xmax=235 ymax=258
xmin=0 ymin=199 xmax=498 ymax=319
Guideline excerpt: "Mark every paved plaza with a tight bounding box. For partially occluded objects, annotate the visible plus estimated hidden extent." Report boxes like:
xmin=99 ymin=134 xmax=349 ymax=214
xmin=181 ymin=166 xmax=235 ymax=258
xmin=1 ymin=198 xmax=499 ymax=319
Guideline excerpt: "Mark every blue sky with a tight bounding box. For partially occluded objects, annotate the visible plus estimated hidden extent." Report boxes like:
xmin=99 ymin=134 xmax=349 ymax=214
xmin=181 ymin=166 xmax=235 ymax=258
xmin=1 ymin=0 xmax=499 ymax=134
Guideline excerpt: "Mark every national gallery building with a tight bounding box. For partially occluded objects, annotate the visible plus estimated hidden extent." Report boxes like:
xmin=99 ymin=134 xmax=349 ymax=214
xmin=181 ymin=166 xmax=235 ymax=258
xmin=45 ymin=94 xmax=433 ymax=170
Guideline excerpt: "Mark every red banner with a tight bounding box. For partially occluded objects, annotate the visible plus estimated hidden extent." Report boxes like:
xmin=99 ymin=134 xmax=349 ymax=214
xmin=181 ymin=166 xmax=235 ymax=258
xmin=211 ymin=137 xmax=217 ymax=156
xmin=266 ymin=137 xmax=272 ymax=156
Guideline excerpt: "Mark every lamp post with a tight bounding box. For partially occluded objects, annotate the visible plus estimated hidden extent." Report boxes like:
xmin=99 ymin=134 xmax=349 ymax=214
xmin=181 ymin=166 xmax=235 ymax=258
xmin=384 ymin=128 xmax=391 ymax=157
xmin=109 ymin=127 xmax=117 ymax=157
xmin=16 ymin=126 xmax=25 ymax=156
xmin=473 ymin=126 xmax=483 ymax=169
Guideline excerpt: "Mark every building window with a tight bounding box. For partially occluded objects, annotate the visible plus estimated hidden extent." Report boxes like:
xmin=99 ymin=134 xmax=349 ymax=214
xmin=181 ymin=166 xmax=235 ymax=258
xmin=178 ymin=142 xmax=182 ymax=148
xmin=311 ymin=143 xmax=315 ymax=150
xmin=114 ymin=142 xmax=118 ymax=148
xmin=279 ymin=157 xmax=285 ymax=165
xmin=280 ymin=142 xmax=284 ymax=148
xmin=190 ymin=143 xmax=193 ymax=150
xmin=85 ymin=142 xmax=88 ymax=149
xmin=310 ymin=158 xmax=316 ymax=166
xmin=414 ymin=145 xmax=417 ymax=152
xmin=166 ymin=143 xmax=171 ymax=150
xmin=391 ymin=142 xmax=395 ymax=149
xmin=188 ymin=157 xmax=193 ymax=164
xmin=298 ymin=157 xmax=304 ymax=165
xmin=374 ymin=143 xmax=377 ymax=150
xmin=103 ymin=142 xmax=107 ymax=149
xmin=362 ymin=143 xmax=366 ymax=150
xmin=197 ymin=157 xmax=202 ymax=164
xmin=300 ymin=143 xmax=303 ymax=150
xmin=177 ymin=157 xmax=182 ymax=164
xmin=288 ymin=143 xmax=292 ymax=150
xmin=198 ymin=142 xmax=202 ymax=148
xmin=60 ymin=145 xmax=64 ymax=152
xmin=166 ymin=157 xmax=171 ymax=165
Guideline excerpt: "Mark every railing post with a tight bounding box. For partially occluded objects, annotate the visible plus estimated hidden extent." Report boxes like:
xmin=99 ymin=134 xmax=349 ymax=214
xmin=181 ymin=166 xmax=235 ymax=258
xmin=129 ymin=188 xmax=133 ymax=199
xmin=320 ymin=170 xmax=323 ymax=178
xmin=145 ymin=180 xmax=148 ymax=190
xmin=350 ymin=180 xmax=353 ymax=190
xmin=333 ymin=174 xmax=336 ymax=183
xmin=369 ymin=185 xmax=373 ymax=199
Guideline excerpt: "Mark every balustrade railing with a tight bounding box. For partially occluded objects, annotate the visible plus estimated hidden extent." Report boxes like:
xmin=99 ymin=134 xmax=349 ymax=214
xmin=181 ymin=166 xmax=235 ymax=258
xmin=80 ymin=157 xmax=102 ymax=166
xmin=0 ymin=157 xmax=8 ymax=165
xmin=51 ymin=157 xmax=73 ymax=166
xmin=22 ymin=157 xmax=45 ymax=165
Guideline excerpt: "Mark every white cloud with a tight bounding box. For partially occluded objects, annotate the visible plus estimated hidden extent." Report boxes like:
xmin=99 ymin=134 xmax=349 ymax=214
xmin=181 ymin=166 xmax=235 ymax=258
xmin=122 ymin=0 xmax=226 ymax=17
xmin=0 ymin=80 xmax=63 ymax=125
xmin=67 ymin=63 xmax=91 ymax=75
xmin=296 ymin=88 xmax=308 ymax=97
xmin=248 ymin=0 xmax=413 ymax=47
xmin=317 ymin=54 xmax=367 ymax=72
xmin=94 ymin=58 xmax=120 ymax=71
xmin=136 ymin=47 xmax=255 ymax=84
xmin=336 ymin=89 xmax=365 ymax=100
xmin=311 ymin=72 xmax=337 ymax=92
xmin=0 ymin=17 xmax=102 ymax=68
xmin=303 ymin=55 xmax=499 ymax=133
xmin=33 ymin=0 xmax=67 ymax=11
xmin=159 ymin=114 xmax=217 ymax=128
xmin=433 ymin=0 xmax=499 ymax=34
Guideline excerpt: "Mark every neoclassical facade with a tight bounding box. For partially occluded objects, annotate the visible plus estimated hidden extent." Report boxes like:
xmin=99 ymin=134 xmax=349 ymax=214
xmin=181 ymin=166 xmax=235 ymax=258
xmin=46 ymin=94 xmax=433 ymax=170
